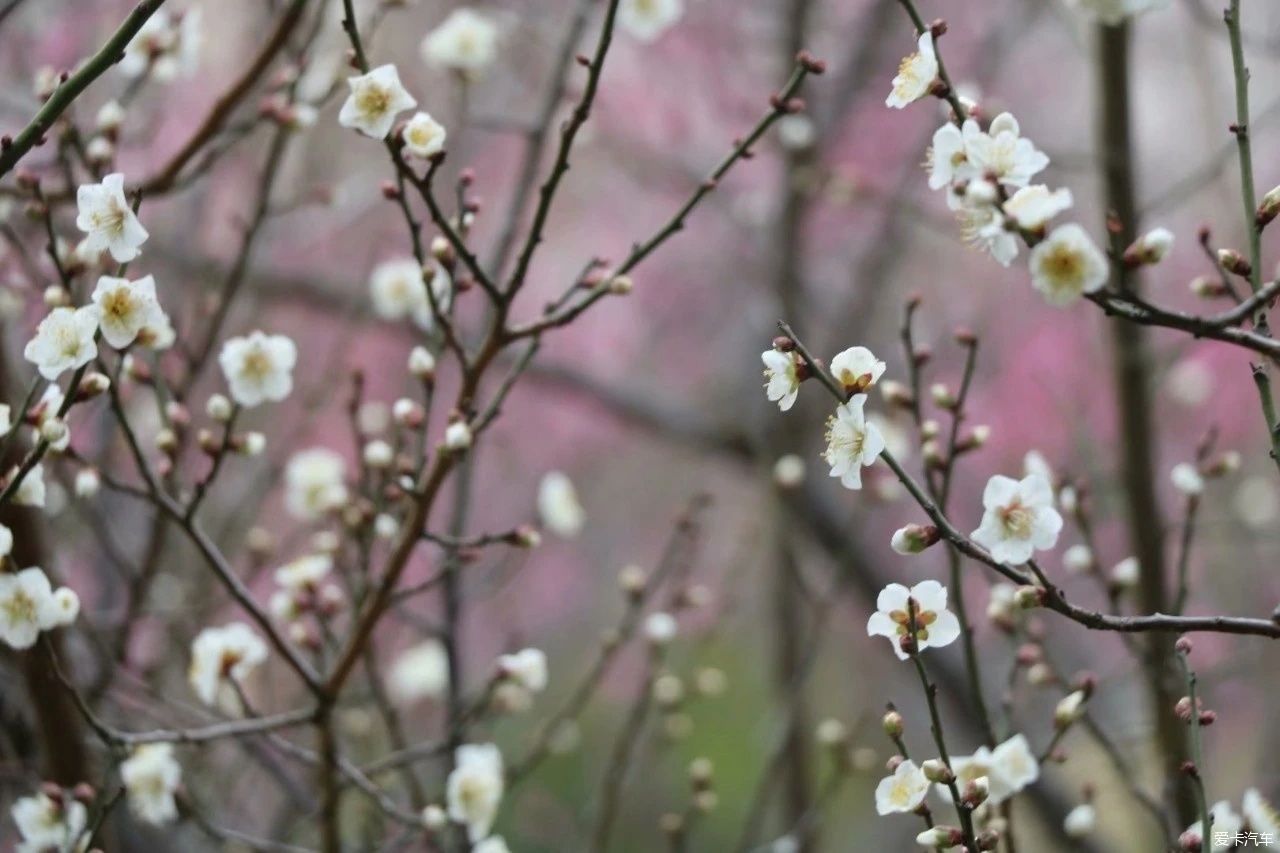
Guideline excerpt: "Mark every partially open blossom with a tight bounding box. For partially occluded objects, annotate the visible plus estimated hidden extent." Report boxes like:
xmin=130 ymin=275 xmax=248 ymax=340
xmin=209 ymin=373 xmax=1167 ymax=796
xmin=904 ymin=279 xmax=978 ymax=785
xmin=0 ymin=567 xmax=62 ymax=649
xmin=218 ymin=331 xmax=297 ymax=407
xmin=120 ymin=743 xmax=182 ymax=825
xmin=422 ymin=8 xmax=499 ymax=74
xmin=402 ymin=111 xmax=447 ymax=158
xmin=537 ymin=471 xmax=585 ymax=537
xmin=1063 ymin=803 xmax=1096 ymax=838
xmin=24 ymin=305 xmax=100 ymax=380
xmin=1003 ymin=185 xmax=1073 ymax=230
xmin=972 ymin=474 xmax=1063 ymax=565
xmin=338 ymin=64 xmax=417 ymax=139
xmin=1126 ymin=227 xmax=1175 ymax=265
xmin=867 ymin=580 xmax=961 ymax=660
xmin=284 ymin=448 xmax=349 ymax=520
xmin=618 ymin=0 xmax=684 ymax=42
xmin=11 ymin=790 xmax=87 ymax=852
xmin=76 ymin=173 xmax=148 ymax=263
xmin=1054 ymin=690 xmax=1087 ymax=728
xmin=829 ymin=346 xmax=886 ymax=394
xmin=891 ymin=524 xmax=940 ymax=555
xmin=91 ymin=274 xmax=167 ymax=349
xmin=1028 ymin=223 xmax=1109 ymax=306
xmin=446 ymin=743 xmax=505 ymax=842
xmin=188 ymin=622 xmax=269 ymax=707
xmin=885 ymin=32 xmax=937 ymax=109
xmin=497 ymin=648 xmax=548 ymax=693
xmin=762 ymin=349 xmax=802 ymax=411
xmin=875 ymin=759 xmax=930 ymax=814
xmin=823 ymin=394 xmax=886 ymax=490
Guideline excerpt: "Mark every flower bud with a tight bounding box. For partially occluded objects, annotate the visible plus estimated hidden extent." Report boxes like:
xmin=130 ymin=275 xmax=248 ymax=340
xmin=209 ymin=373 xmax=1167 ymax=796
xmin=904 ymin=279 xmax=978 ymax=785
xmin=1055 ymin=690 xmax=1087 ymax=729
xmin=1217 ymin=248 xmax=1252 ymax=277
xmin=917 ymin=827 xmax=965 ymax=848
xmin=74 ymin=468 xmax=100 ymax=498
xmin=1123 ymin=227 xmax=1174 ymax=266
xmin=815 ymin=718 xmax=848 ymax=747
xmin=1189 ymin=275 xmax=1228 ymax=299
xmin=408 ymin=346 xmax=436 ymax=380
xmin=1063 ymin=803 xmax=1096 ymax=838
xmin=607 ymin=274 xmax=633 ymax=295
xmin=882 ymin=709 xmax=904 ymax=739
xmin=1258 ymin=185 xmax=1280 ymax=227
xmin=206 ymin=393 xmax=233 ymax=422
xmin=961 ymin=775 xmax=990 ymax=808
xmin=920 ymin=758 xmax=954 ymax=784
xmin=1014 ymin=585 xmax=1045 ymax=609
xmin=890 ymin=524 xmax=941 ymax=555
xmin=421 ymin=803 xmax=448 ymax=831
xmin=443 ymin=420 xmax=471 ymax=451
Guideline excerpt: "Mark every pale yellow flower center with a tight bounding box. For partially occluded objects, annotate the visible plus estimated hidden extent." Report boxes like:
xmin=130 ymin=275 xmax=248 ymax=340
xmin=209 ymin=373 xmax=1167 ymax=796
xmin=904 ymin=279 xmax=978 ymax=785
xmin=356 ymin=84 xmax=391 ymax=117
xmin=1038 ymin=245 xmax=1084 ymax=290
xmin=239 ymin=346 xmax=273 ymax=382
xmin=999 ymin=502 xmax=1033 ymax=538
xmin=91 ymin=202 xmax=126 ymax=236
xmin=3 ymin=589 xmax=36 ymax=625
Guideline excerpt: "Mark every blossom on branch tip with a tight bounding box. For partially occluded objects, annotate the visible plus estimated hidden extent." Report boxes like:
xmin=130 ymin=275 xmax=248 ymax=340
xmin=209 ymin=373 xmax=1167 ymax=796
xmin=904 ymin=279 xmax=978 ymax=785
xmin=188 ymin=622 xmax=268 ymax=708
xmin=538 ymin=471 xmax=584 ymax=537
xmin=339 ymin=64 xmax=417 ymax=140
xmin=1003 ymin=185 xmax=1073 ymax=230
xmin=618 ymin=0 xmax=684 ymax=42
xmin=422 ymin=8 xmax=499 ymax=74
xmin=829 ymin=346 xmax=886 ymax=395
xmin=885 ymin=32 xmax=938 ymax=109
xmin=91 ymin=274 xmax=167 ymax=349
xmin=866 ymin=580 xmax=960 ymax=660
xmin=972 ymin=474 xmax=1062 ymax=565
xmin=218 ymin=331 xmax=297 ymax=407
xmin=761 ymin=349 xmax=802 ymax=411
xmin=1029 ymin=223 xmax=1109 ymax=306
xmin=76 ymin=173 xmax=148 ymax=263
xmin=402 ymin=111 xmax=447 ymax=158
xmin=823 ymin=394 xmax=885 ymax=490
xmin=447 ymin=743 xmax=505 ymax=843
xmin=874 ymin=759 xmax=930 ymax=815
xmin=120 ymin=743 xmax=181 ymax=825
xmin=24 ymin=305 xmax=100 ymax=380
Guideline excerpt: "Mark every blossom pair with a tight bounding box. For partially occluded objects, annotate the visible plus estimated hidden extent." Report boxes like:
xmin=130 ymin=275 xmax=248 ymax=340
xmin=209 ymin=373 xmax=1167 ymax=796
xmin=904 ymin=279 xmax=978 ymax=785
xmin=0 ymin=567 xmax=79 ymax=650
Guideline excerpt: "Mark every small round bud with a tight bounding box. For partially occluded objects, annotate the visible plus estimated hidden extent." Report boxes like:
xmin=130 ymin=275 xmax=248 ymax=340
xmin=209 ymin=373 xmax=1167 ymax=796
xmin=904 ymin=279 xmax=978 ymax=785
xmin=882 ymin=709 xmax=904 ymax=739
xmin=206 ymin=394 xmax=233 ymax=422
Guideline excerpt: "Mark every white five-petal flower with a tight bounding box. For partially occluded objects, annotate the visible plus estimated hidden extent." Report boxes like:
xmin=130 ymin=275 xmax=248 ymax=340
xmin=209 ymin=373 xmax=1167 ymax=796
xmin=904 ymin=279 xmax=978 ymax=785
xmin=1028 ymin=223 xmax=1109 ymax=306
xmin=283 ymin=448 xmax=349 ymax=520
xmin=120 ymin=743 xmax=182 ymax=825
xmin=866 ymin=580 xmax=961 ymax=661
xmin=886 ymin=32 xmax=938 ymax=109
xmin=963 ymin=113 xmax=1049 ymax=188
xmin=972 ymin=474 xmax=1063 ymax=565
xmin=218 ymin=330 xmax=297 ymax=407
xmin=338 ymin=64 xmax=417 ymax=139
xmin=1003 ymin=185 xmax=1073 ymax=230
xmin=402 ymin=111 xmax=447 ymax=158
xmin=422 ymin=8 xmax=499 ymax=74
xmin=446 ymin=743 xmax=505 ymax=843
xmin=618 ymin=0 xmax=684 ymax=42
xmin=91 ymin=274 xmax=167 ymax=349
xmin=0 ymin=568 xmax=62 ymax=649
xmin=76 ymin=173 xmax=148 ymax=262
xmin=823 ymin=394 xmax=886 ymax=490
xmin=24 ymin=305 xmax=100 ymax=380
xmin=11 ymin=791 xmax=87 ymax=852
xmin=188 ymin=622 xmax=269 ymax=707
xmin=942 ymin=734 xmax=1040 ymax=805
xmin=874 ymin=759 xmax=931 ymax=814
xmin=762 ymin=349 xmax=802 ymax=411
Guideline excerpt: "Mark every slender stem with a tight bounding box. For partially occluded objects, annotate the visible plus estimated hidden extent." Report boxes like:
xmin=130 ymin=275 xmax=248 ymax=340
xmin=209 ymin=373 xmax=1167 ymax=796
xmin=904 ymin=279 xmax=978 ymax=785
xmin=1177 ymin=651 xmax=1212 ymax=846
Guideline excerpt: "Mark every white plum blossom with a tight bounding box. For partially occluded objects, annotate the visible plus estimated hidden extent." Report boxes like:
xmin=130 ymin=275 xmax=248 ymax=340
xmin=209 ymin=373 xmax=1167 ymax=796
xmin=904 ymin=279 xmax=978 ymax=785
xmin=618 ymin=0 xmax=684 ymax=41
xmin=1243 ymin=788 xmax=1280 ymax=838
xmin=284 ymin=448 xmax=349 ymax=520
xmin=941 ymin=734 xmax=1040 ymax=806
xmin=402 ymin=111 xmax=447 ymax=158
xmin=338 ymin=64 xmax=417 ymax=139
xmin=446 ymin=743 xmax=505 ymax=843
xmin=1187 ymin=801 xmax=1244 ymax=853
xmin=91 ymin=274 xmax=167 ymax=349
xmin=368 ymin=258 xmax=453 ymax=330
xmin=829 ymin=346 xmax=886 ymax=394
xmin=497 ymin=647 xmax=548 ymax=693
xmin=24 ymin=305 xmax=100 ymax=380
xmin=444 ymin=420 xmax=472 ymax=451
xmin=1171 ymin=463 xmax=1205 ymax=496
xmin=76 ymin=173 xmax=148 ymax=262
xmin=389 ymin=639 xmax=450 ymax=704
xmin=218 ymin=331 xmax=297 ymax=407
xmin=762 ymin=349 xmax=802 ymax=411
xmin=866 ymin=580 xmax=961 ymax=661
xmin=422 ymin=8 xmax=499 ymax=74
xmin=823 ymin=394 xmax=885 ymax=490
xmin=928 ymin=122 xmax=971 ymax=190
xmin=11 ymin=791 xmax=87 ymax=852
xmin=1003 ymin=185 xmax=1073 ymax=230
xmin=12 ymin=463 xmax=47 ymax=508
xmin=120 ymin=742 xmax=182 ymax=825
xmin=188 ymin=622 xmax=269 ymax=708
xmin=274 ymin=554 xmax=333 ymax=591
xmin=972 ymin=474 xmax=1063 ymax=565
xmin=120 ymin=7 xmax=202 ymax=80
xmin=948 ymin=186 xmax=1020 ymax=267
xmin=0 ymin=568 xmax=62 ymax=649
xmin=885 ymin=32 xmax=937 ymax=109
xmin=537 ymin=471 xmax=585 ymax=537
xmin=1063 ymin=803 xmax=1097 ymax=838
xmin=1111 ymin=556 xmax=1140 ymax=588
xmin=1069 ymin=0 xmax=1170 ymax=26
xmin=874 ymin=759 xmax=930 ymax=814
xmin=1029 ymin=223 xmax=1109 ymax=306
xmin=963 ymin=113 xmax=1049 ymax=188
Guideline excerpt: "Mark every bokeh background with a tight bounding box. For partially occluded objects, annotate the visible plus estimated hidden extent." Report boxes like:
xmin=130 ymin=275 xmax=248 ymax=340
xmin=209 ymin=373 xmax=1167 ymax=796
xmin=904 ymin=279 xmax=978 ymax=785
xmin=3 ymin=0 xmax=1280 ymax=850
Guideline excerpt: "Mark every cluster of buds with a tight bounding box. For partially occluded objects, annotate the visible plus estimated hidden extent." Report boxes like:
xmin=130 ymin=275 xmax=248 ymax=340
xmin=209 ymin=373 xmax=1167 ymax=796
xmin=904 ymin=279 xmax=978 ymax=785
xmin=687 ymin=757 xmax=718 ymax=813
